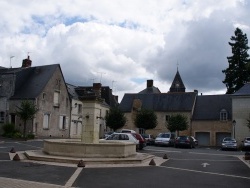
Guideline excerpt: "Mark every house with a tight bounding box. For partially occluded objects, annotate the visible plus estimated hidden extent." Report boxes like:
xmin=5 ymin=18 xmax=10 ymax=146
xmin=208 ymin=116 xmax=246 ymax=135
xmin=192 ymin=94 xmax=232 ymax=146
xmin=0 ymin=56 xmax=70 ymax=138
xmin=119 ymin=70 xmax=197 ymax=137
xmin=231 ymin=83 xmax=250 ymax=142
xmin=119 ymin=69 xmax=233 ymax=146
xmin=67 ymin=83 xmax=118 ymax=139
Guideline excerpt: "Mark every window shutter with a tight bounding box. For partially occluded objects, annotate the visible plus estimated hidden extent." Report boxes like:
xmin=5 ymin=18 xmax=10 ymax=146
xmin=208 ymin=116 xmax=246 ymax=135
xmin=66 ymin=117 xmax=69 ymax=129
xmin=59 ymin=115 xmax=63 ymax=129
xmin=43 ymin=115 xmax=49 ymax=129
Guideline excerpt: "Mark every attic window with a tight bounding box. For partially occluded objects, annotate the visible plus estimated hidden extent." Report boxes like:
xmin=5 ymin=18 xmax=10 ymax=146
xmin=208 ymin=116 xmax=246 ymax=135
xmin=42 ymin=92 xmax=46 ymax=99
xmin=220 ymin=109 xmax=227 ymax=121
xmin=166 ymin=115 xmax=170 ymax=122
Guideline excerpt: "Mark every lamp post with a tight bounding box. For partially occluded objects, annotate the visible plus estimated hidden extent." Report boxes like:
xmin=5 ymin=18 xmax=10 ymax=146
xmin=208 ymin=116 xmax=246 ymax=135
xmin=232 ymin=120 xmax=236 ymax=139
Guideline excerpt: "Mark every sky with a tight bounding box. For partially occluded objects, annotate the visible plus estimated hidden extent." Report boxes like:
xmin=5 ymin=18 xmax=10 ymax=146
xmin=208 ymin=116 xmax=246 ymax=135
xmin=0 ymin=0 xmax=250 ymax=102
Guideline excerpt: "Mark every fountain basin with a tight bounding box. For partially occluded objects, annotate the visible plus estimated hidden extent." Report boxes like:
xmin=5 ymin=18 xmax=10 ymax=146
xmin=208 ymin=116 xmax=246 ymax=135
xmin=43 ymin=139 xmax=136 ymax=158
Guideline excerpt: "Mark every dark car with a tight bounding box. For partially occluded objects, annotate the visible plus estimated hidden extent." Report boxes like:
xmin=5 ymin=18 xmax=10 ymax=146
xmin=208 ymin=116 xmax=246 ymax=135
xmin=175 ymin=136 xmax=196 ymax=148
xmin=141 ymin=134 xmax=155 ymax=145
xmin=131 ymin=133 xmax=146 ymax=150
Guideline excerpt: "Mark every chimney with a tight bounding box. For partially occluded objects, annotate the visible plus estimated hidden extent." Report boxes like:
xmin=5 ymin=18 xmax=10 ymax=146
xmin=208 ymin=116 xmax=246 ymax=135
xmin=114 ymin=95 xmax=118 ymax=102
xmin=22 ymin=56 xmax=32 ymax=68
xmin=93 ymin=83 xmax=102 ymax=97
xmin=147 ymin=80 xmax=153 ymax=88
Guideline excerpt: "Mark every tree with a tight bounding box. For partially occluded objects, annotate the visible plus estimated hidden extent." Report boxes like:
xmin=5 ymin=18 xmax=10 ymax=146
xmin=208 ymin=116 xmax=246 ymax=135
xmin=222 ymin=27 xmax=250 ymax=94
xmin=167 ymin=114 xmax=188 ymax=136
xmin=105 ymin=107 xmax=126 ymax=131
xmin=134 ymin=109 xmax=157 ymax=130
xmin=15 ymin=100 xmax=38 ymax=139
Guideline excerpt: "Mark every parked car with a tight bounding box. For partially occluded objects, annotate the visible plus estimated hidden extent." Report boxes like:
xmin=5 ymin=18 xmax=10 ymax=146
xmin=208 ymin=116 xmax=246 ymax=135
xmin=242 ymin=137 xmax=250 ymax=151
xmin=103 ymin=133 xmax=139 ymax=149
xmin=190 ymin=136 xmax=198 ymax=146
xmin=141 ymin=134 xmax=155 ymax=145
xmin=174 ymin=136 xmax=196 ymax=148
xmin=120 ymin=129 xmax=136 ymax=133
xmin=104 ymin=131 xmax=114 ymax=139
xmin=221 ymin=137 xmax=237 ymax=151
xmin=154 ymin=132 xmax=175 ymax=146
xmin=131 ymin=133 xmax=146 ymax=150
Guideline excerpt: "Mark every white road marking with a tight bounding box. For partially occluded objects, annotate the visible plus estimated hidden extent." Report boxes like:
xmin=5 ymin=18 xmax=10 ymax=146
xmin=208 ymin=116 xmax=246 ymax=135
xmin=159 ymin=166 xmax=250 ymax=180
xmin=64 ymin=167 xmax=83 ymax=187
xmin=201 ymin=163 xmax=210 ymax=167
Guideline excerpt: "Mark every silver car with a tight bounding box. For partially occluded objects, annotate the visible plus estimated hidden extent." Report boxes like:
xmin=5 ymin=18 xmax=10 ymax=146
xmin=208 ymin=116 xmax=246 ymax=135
xmin=221 ymin=137 xmax=237 ymax=151
xmin=242 ymin=137 xmax=250 ymax=151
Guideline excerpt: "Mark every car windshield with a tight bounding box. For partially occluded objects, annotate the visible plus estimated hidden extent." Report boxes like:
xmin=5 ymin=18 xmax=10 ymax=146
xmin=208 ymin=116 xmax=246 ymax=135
xmin=158 ymin=133 xmax=170 ymax=138
xmin=223 ymin=137 xmax=235 ymax=142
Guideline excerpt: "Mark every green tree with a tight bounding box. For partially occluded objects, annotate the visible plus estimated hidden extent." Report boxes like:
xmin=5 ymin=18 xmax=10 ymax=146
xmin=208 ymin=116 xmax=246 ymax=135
xmin=105 ymin=107 xmax=126 ymax=131
xmin=15 ymin=100 xmax=38 ymax=139
xmin=222 ymin=27 xmax=250 ymax=94
xmin=167 ymin=114 xmax=188 ymax=136
xmin=134 ymin=109 xmax=157 ymax=130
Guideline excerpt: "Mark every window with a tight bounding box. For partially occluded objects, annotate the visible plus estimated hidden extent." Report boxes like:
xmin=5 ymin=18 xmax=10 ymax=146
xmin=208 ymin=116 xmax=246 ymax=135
xmin=59 ymin=115 xmax=68 ymax=130
xmin=220 ymin=109 xmax=227 ymax=121
xmin=43 ymin=114 xmax=50 ymax=129
xmin=53 ymin=91 xmax=60 ymax=107
xmin=166 ymin=115 xmax=170 ymax=122
xmin=78 ymin=104 xmax=82 ymax=114
xmin=42 ymin=92 xmax=46 ymax=100
xmin=0 ymin=112 xmax=4 ymax=122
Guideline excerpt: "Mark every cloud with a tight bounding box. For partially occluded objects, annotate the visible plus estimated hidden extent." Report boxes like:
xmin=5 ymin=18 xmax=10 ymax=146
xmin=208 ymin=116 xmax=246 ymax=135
xmin=0 ymin=0 xmax=250 ymax=101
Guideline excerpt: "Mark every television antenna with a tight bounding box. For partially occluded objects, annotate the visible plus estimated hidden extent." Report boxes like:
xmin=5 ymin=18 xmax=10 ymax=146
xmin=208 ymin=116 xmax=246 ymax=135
xmin=10 ymin=56 xmax=15 ymax=68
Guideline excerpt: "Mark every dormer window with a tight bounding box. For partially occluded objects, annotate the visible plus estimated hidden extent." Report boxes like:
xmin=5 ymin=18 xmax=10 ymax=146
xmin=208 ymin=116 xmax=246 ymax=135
xmin=220 ymin=109 xmax=228 ymax=121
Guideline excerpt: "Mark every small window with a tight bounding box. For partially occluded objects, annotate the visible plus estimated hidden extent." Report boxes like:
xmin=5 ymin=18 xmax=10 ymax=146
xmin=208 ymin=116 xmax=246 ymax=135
xmin=59 ymin=115 xmax=68 ymax=130
xmin=53 ymin=91 xmax=60 ymax=107
xmin=42 ymin=92 xmax=46 ymax=100
xmin=0 ymin=112 xmax=5 ymax=122
xmin=43 ymin=114 xmax=50 ymax=129
xmin=166 ymin=115 xmax=170 ymax=122
xmin=220 ymin=109 xmax=227 ymax=121
xmin=78 ymin=104 xmax=82 ymax=114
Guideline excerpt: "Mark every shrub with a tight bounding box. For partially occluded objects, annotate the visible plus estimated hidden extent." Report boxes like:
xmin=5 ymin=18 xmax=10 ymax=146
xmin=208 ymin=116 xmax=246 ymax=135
xmin=27 ymin=133 xmax=35 ymax=139
xmin=12 ymin=131 xmax=22 ymax=139
xmin=2 ymin=123 xmax=15 ymax=137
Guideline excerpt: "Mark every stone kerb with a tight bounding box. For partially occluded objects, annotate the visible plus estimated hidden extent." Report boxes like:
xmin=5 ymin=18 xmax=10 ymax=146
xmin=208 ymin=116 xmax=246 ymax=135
xmin=43 ymin=139 xmax=136 ymax=158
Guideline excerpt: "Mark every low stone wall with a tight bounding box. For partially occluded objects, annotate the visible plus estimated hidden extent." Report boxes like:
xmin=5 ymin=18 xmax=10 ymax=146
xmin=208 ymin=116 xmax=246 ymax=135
xmin=43 ymin=139 xmax=136 ymax=158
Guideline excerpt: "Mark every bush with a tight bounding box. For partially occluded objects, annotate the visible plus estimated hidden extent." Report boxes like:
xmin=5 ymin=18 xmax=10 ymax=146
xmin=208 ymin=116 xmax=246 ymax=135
xmin=12 ymin=131 xmax=22 ymax=139
xmin=2 ymin=123 xmax=15 ymax=137
xmin=27 ymin=133 xmax=35 ymax=139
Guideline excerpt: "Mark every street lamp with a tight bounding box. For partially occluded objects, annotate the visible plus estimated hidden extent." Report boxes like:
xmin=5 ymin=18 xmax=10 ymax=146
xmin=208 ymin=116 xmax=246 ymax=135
xmin=232 ymin=120 xmax=236 ymax=139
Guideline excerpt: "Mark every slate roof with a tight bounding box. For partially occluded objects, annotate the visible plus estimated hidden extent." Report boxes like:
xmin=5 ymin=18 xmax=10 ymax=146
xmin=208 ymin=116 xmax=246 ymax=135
xmin=0 ymin=64 xmax=59 ymax=99
xmin=119 ymin=92 xmax=197 ymax=112
xmin=66 ymin=83 xmax=79 ymax=100
xmin=138 ymin=86 xmax=161 ymax=94
xmin=232 ymin=83 xmax=250 ymax=96
xmin=73 ymin=86 xmax=118 ymax=108
xmin=170 ymin=70 xmax=186 ymax=92
xmin=192 ymin=95 xmax=232 ymax=120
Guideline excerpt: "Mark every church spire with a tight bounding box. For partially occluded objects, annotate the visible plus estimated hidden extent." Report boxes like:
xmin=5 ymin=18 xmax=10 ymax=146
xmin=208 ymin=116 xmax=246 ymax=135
xmin=169 ymin=69 xmax=186 ymax=92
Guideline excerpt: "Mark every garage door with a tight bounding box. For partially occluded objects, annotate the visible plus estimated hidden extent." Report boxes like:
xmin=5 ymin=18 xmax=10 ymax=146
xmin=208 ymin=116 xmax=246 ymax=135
xmin=216 ymin=132 xmax=231 ymax=146
xmin=195 ymin=132 xmax=210 ymax=146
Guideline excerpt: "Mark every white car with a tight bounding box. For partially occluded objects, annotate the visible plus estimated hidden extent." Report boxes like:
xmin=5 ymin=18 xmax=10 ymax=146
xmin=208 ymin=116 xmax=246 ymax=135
xmin=103 ymin=133 xmax=139 ymax=149
xmin=155 ymin=132 xmax=175 ymax=146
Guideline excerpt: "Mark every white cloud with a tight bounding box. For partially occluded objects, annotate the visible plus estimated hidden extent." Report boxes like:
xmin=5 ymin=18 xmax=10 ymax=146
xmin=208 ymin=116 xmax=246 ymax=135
xmin=0 ymin=0 xmax=250 ymax=102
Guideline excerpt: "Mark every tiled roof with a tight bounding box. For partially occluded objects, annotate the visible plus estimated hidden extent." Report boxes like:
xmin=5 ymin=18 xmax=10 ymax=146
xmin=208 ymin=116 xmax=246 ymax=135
xmin=119 ymin=92 xmax=197 ymax=112
xmin=192 ymin=95 xmax=232 ymax=120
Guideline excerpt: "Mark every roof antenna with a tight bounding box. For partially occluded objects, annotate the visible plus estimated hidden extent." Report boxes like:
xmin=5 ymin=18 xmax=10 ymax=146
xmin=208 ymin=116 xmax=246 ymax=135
xmin=10 ymin=56 xmax=15 ymax=68
xmin=97 ymin=72 xmax=106 ymax=83
xmin=177 ymin=60 xmax=179 ymax=71
xmin=112 ymin=80 xmax=116 ymax=90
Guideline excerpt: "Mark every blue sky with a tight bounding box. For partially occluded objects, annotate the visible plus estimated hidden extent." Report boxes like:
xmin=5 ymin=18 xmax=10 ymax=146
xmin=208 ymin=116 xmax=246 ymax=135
xmin=0 ymin=0 xmax=250 ymax=101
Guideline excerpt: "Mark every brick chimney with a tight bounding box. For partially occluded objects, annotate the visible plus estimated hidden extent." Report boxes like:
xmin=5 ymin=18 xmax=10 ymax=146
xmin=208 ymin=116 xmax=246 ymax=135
xmin=22 ymin=56 xmax=32 ymax=68
xmin=93 ymin=83 xmax=102 ymax=97
xmin=147 ymin=80 xmax=153 ymax=88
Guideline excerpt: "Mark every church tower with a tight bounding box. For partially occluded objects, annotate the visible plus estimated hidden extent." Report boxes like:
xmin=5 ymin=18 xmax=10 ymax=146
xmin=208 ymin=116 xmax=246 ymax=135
xmin=169 ymin=69 xmax=186 ymax=92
